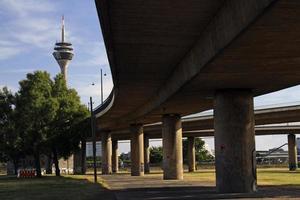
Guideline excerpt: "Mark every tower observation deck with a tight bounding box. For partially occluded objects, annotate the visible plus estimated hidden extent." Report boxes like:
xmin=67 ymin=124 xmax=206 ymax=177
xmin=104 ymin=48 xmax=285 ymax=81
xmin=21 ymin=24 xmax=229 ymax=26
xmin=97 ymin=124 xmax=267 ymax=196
xmin=53 ymin=16 xmax=73 ymax=82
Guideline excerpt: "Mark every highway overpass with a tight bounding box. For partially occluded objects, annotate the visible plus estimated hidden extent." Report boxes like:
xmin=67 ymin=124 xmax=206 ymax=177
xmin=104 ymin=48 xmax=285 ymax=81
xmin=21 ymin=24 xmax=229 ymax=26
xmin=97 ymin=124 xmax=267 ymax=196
xmin=93 ymin=104 xmax=300 ymax=139
xmin=93 ymin=0 xmax=300 ymax=193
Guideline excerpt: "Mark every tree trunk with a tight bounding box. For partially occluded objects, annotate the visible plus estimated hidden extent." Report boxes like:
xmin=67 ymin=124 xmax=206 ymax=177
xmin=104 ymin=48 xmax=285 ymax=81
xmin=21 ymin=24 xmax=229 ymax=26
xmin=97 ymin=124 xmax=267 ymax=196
xmin=34 ymin=149 xmax=42 ymax=178
xmin=45 ymin=154 xmax=52 ymax=174
xmin=52 ymin=147 xmax=60 ymax=176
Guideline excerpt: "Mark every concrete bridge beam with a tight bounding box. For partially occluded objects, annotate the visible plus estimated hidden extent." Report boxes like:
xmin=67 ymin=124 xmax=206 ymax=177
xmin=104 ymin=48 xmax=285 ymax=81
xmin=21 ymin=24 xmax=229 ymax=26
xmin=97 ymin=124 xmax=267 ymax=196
xmin=162 ymin=114 xmax=183 ymax=180
xmin=112 ymin=140 xmax=119 ymax=173
xmin=288 ymin=134 xmax=298 ymax=171
xmin=188 ymin=136 xmax=196 ymax=172
xmin=101 ymin=131 xmax=112 ymax=174
xmin=214 ymin=89 xmax=257 ymax=193
xmin=130 ymin=124 xmax=144 ymax=176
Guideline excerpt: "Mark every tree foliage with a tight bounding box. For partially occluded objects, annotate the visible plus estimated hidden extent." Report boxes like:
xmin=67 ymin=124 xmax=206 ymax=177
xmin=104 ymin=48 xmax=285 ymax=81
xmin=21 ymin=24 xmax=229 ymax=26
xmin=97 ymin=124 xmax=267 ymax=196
xmin=0 ymin=87 xmax=23 ymax=174
xmin=149 ymin=146 xmax=163 ymax=164
xmin=15 ymin=71 xmax=58 ymax=177
xmin=183 ymin=138 xmax=214 ymax=163
xmin=1 ymin=71 xmax=89 ymax=177
xmin=48 ymin=74 xmax=89 ymax=176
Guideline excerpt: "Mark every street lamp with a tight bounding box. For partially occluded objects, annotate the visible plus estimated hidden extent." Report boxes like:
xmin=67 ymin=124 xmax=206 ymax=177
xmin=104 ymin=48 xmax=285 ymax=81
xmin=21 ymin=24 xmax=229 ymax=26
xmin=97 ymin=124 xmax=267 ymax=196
xmin=89 ymin=93 xmax=97 ymax=183
xmin=89 ymin=68 xmax=106 ymax=183
xmin=100 ymin=69 xmax=107 ymax=104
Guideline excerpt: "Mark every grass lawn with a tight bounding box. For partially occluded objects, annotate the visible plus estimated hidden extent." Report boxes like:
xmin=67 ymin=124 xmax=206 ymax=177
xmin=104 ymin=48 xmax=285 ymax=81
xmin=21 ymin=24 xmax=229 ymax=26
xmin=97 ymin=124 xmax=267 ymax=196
xmin=183 ymin=168 xmax=300 ymax=186
xmin=257 ymin=168 xmax=300 ymax=185
xmin=0 ymin=168 xmax=299 ymax=200
xmin=0 ymin=174 xmax=113 ymax=200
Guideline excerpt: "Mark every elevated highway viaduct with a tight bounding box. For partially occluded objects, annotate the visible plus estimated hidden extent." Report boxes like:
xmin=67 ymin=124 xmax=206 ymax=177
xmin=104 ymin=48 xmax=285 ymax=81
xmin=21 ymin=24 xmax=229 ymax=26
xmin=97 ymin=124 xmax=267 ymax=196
xmin=90 ymin=104 xmax=300 ymax=177
xmin=94 ymin=0 xmax=300 ymax=193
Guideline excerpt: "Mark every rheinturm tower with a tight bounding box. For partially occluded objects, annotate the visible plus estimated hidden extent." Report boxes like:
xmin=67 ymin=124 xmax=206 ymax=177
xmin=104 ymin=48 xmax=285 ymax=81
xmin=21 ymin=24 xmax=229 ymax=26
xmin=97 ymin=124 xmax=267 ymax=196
xmin=53 ymin=16 xmax=73 ymax=82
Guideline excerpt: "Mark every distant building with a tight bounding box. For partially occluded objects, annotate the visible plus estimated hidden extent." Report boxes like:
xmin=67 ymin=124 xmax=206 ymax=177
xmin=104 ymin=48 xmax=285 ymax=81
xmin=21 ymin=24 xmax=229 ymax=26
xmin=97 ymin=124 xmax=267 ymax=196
xmin=86 ymin=142 xmax=102 ymax=157
xmin=257 ymin=145 xmax=300 ymax=164
xmin=256 ymin=148 xmax=289 ymax=164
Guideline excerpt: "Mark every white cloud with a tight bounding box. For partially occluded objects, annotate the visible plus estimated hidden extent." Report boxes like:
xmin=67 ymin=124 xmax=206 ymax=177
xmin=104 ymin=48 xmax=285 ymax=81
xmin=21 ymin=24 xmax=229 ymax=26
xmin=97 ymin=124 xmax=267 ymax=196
xmin=0 ymin=37 xmax=24 ymax=60
xmin=72 ymin=41 xmax=109 ymax=67
xmin=0 ymin=0 xmax=55 ymax=17
xmin=0 ymin=46 xmax=22 ymax=60
xmin=1 ymin=68 xmax=38 ymax=74
xmin=0 ymin=0 xmax=60 ymax=58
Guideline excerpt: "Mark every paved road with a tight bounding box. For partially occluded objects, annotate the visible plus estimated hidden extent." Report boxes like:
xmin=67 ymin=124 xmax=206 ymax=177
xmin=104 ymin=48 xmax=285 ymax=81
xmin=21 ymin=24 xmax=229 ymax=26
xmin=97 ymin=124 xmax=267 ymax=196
xmin=99 ymin=173 xmax=300 ymax=200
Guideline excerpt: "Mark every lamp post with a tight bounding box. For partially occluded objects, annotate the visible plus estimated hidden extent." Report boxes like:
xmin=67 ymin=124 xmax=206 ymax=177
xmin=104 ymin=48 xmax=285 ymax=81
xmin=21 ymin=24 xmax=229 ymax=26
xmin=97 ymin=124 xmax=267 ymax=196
xmin=100 ymin=69 xmax=106 ymax=104
xmin=89 ymin=96 xmax=97 ymax=183
xmin=89 ymin=69 xmax=106 ymax=183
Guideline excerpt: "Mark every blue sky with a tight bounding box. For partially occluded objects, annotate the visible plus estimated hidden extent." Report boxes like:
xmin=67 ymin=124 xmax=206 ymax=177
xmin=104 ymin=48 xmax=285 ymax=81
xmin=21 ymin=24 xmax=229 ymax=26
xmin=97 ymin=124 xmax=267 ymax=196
xmin=0 ymin=0 xmax=299 ymax=153
xmin=0 ymin=0 xmax=113 ymax=106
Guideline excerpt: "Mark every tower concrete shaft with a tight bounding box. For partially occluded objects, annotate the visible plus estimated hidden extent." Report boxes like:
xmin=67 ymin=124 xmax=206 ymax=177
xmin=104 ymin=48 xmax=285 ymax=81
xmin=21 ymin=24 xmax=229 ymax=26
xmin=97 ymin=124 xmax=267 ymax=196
xmin=53 ymin=16 xmax=73 ymax=82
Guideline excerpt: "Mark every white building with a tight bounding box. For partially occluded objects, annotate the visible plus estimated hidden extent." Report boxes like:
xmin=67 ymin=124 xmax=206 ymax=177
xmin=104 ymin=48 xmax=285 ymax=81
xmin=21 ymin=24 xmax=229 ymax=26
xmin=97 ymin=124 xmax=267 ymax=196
xmin=86 ymin=142 xmax=102 ymax=157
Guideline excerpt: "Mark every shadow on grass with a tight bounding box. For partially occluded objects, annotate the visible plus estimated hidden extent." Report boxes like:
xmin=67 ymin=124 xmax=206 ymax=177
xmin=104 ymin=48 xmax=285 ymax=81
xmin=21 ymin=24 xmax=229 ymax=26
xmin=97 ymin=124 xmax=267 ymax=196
xmin=0 ymin=175 xmax=115 ymax=200
xmin=114 ymin=185 xmax=300 ymax=199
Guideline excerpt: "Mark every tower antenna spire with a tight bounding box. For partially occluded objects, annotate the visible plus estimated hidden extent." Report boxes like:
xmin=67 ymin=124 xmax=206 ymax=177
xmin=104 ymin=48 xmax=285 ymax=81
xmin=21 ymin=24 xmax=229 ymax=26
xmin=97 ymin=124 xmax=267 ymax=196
xmin=53 ymin=15 xmax=73 ymax=82
xmin=61 ymin=15 xmax=65 ymax=43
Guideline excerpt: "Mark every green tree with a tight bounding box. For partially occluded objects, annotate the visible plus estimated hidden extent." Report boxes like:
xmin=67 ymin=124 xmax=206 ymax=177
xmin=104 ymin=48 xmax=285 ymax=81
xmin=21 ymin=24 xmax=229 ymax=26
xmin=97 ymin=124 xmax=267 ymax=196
xmin=149 ymin=146 xmax=163 ymax=164
xmin=183 ymin=138 xmax=213 ymax=164
xmin=0 ymin=87 xmax=23 ymax=174
xmin=15 ymin=71 xmax=58 ymax=177
xmin=48 ymin=74 xmax=89 ymax=176
xmin=1 ymin=72 xmax=89 ymax=177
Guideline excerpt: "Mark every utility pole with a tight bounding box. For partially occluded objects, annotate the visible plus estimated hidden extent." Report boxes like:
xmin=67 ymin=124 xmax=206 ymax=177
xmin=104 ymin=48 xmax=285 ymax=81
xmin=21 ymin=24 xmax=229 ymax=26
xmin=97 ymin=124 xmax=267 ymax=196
xmin=90 ymin=97 xmax=97 ymax=183
xmin=101 ymin=69 xmax=103 ymax=104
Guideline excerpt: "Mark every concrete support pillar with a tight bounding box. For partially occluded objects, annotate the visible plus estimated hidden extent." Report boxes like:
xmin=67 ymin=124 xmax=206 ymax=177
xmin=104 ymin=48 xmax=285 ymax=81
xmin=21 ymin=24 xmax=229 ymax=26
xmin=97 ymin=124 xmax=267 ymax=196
xmin=214 ymin=89 xmax=256 ymax=193
xmin=130 ymin=124 xmax=144 ymax=176
xmin=162 ymin=114 xmax=183 ymax=180
xmin=112 ymin=140 xmax=119 ymax=173
xmin=144 ymin=135 xmax=150 ymax=174
xmin=288 ymin=134 xmax=298 ymax=171
xmin=101 ymin=132 xmax=112 ymax=174
xmin=188 ymin=136 xmax=196 ymax=172
xmin=73 ymin=148 xmax=82 ymax=174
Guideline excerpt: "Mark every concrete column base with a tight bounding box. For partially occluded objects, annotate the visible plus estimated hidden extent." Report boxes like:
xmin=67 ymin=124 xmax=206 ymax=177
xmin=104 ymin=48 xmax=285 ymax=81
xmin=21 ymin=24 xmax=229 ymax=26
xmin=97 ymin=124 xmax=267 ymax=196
xmin=144 ymin=135 xmax=150 ymax=174
xmin=130 ymin=124 xmax=144 ymax=176
xmin=288 ymin=134 xmax=298 ymax=171
xmin=214 ymin=89 xmax=257 ymax=193
xmin=188 ymin=136 xmax=196 ymax=172
xmin=162 ymin=114 xmax=183 ymax=180
xmin=101 ymin=132 xmax=112 ymax=175
xmin=112 ymin=140 xmax=119 ymax=173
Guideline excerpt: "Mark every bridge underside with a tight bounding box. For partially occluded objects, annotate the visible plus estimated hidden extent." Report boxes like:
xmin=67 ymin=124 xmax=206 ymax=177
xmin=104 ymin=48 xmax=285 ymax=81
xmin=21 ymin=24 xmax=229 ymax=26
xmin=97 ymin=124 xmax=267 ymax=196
xmin=94 ymin=0 xmax=300 ymax=194
xmin=96 ymin=0 xmax=300 ymax=131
